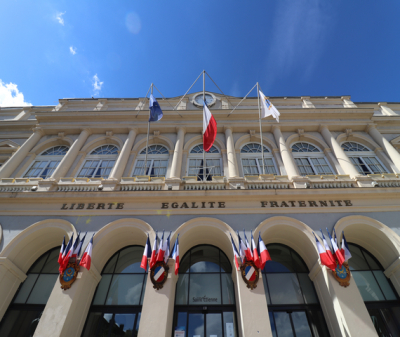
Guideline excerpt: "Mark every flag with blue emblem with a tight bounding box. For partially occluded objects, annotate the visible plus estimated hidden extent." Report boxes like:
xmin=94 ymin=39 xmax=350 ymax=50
xmin=259 ymin=90 xmax=280 ymax=122
xmin=149 ymin=94 xmax=163 ymax=122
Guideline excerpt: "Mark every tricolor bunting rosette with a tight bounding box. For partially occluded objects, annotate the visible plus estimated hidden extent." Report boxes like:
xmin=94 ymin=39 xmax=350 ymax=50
xmin=150 ymin=260 xmax=169 ymax=290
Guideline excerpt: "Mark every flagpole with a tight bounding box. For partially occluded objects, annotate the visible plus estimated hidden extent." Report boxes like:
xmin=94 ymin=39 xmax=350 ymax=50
xmin=203 ymin=70 xmax=206 ymax=182
xmin=144 ymin=83 xmax=153 ymax=176
xmin=257 ymin=82 xmax=265 ymax=175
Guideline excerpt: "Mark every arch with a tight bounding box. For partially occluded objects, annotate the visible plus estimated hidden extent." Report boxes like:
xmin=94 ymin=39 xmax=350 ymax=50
xmin=30 ymin=137 xmax=73 ymax=155
xmin=334 ymin=215 xmax=400 ymax=269
xmin=286 ymin=134 xmax=329 ymax=152
xmin=0 ymin=219 xmax=76 ymax=273
xmin=235 ymin=134 xmax=277 ymax=151
xmin=80 ymin=136 xmax=123 ymax=154
xmin=255 ymin=216 xmax=318 ymax=271
xmin=132 ymin=135 xmax=174 ymax=153
xmin=336 ymin=133 xmax=380 ymax=151
xmin=172 ymin=217 xmax=236 ymax=264
xmin=91 ymin=218 xmax=153 ymax=272
xmin=183 ymin=134 xmax=225 ymax=153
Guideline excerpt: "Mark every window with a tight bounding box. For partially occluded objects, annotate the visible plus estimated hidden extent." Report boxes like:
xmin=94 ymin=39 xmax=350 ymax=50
xmin=240 ymin=143 xmax=278 ymax=175
xmin=342 ymin=142 xmax=388 ymax=175
xmin=77 ymin=145 xmax=118 ymax=179
xmin=188 ymin=145 xmax=222 ymax=181
xmin=132 ymin=145 xmax=169 ymax=177
xmin=0 ymin=247 xmax=60 ymax=337
xmin=263 ymin=244 xmax=330 ymax=337
xmin=173 ymin=245 xmax=238 ymax=337
xmin=291 ymin=142 xmax=334 ymax=175
xmin=348 ymin=243 xmax=400 ymax=336
xmin=24 ymin=146 xmax=69 ymax=179
xmin=82 ymin=246 xmax=147 ymax=337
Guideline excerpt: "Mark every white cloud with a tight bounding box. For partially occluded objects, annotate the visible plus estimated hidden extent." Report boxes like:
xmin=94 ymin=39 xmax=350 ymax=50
xmin=56 ymin=11 xmax=66 ymax=25
xmin=69 ymin=46 xmax=77 ymax=55
xmin=92 ymin=74 xmax=103 ymax=96
xmin=0 ymin=80 xmax=32 ymax=107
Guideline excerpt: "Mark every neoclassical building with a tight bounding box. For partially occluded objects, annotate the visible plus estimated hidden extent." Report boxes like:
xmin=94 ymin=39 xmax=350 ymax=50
xmin=0 ymin=93 xmax=400 ymax=337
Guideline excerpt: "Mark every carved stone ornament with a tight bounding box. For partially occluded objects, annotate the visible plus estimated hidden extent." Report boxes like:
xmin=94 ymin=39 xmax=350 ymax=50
xmin=60 ymin=260 xmax=80 ymax=290
xmin=332 ymin=262 xmax=351 ymax=287
xmin=240 ymin=260 xmax=259 ymax=290
xmin=150 ymin=261 xmax=169 ymax=290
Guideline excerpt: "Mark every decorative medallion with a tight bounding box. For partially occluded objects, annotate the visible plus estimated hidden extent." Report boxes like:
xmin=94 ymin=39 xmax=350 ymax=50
xmin=240 ymin=260 xmax=259 ymax=290
xmin=333 ymin=262 xmax=351 ymax=287
xmin=60 ymin=261 xmax=80 ymax=290
xmin=150 ymin=261 xmax=169 ymax=290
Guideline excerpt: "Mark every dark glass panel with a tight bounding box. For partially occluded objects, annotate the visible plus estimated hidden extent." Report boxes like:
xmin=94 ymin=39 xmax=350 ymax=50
xmin=206 ymin=313 xmax=222 ymax=337
xmin=135 ymin=313 xmax=141 ymax=336
xmin=298 ymin=274 xmax=318 ymax=304
xmin=188 ymin=313 xmax=204 ymax=337
xmin=103 ymin=253 xmax=119 ymax=273
xmin=291 ymin=251 xmax=308 ymax=273
xmin=221 ymin=274 xmax=235 ymax=305
xmin=82 ymin=312 xmax=102 ymax=337
xmin=111 ymin=313 xmax=136 ymax=336
xmin=29 ymin=254 xmax=48 ymax=273
xmin=92 ymin=274 xmax=112 ymax=305
xmin=364 ymin=251 xmax=381 ymax=270
xmin=223 ymin=312 xmax=237 ymax=337
xmin=220 ymin=252 xmax=232 ymax=273
xmin=175 ymin=274 xmax=189 ymax=305
xmin=0 ymin=309 xmax=42 ymax=337
xmin=380 ymin=308 xmax=400 ymax=336
xmin=265 ymin=244 xmax=295 ymax=272
xmin=291 ymin=311 xmax=312 ymax=337
xmin=352 ymin=271 xmax=385 ymax=302
xmin=267 ymin=273 xmax=304 ymax=305
xmin=373 ymin=271 xmax=397 ymax=301
xmin=105 ymin=274 xmax=145 ymax=305
xmin=114 ymin=246 xmax=144 ymax=274
xmin=190 ymin=246 xmax=220 ymax=273
xmin=307 ymin=310 xmax=330 ymax=337
xmin=175 ymin=312 xmax=188 ymax=336
xmin=273 ymin=312 xmax=294 ymax=337
xmin=26 ymin=274 xmax=58 ymax=304
xmin=41 ymin=249 xmax=60 ymax=273
xmin=179 ymin=251 xmax=191 ymax=274
xmin=368 ymin=308 xmax=390 ymax=337
xmin=347 ymin=244 xmax=370 ymax=270
xmin=13 ymin=274 xmax=38 ymax=304
xmin=268 ymin=312 xmax=277 ymax=337
xmin=189 ymin=274 xmax=221 ymax=305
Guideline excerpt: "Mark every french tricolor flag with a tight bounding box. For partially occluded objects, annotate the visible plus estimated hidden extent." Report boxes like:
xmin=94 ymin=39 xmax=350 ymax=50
xmin=62 ymin=233 xmax=74 ymax=270
xmin=327 ymin=228 xmax=345 ymax=267
xmin=150 ymin=231 xmax=158 ymax=269
xmin=257 ymin=232 xmax=271 ymax=270
xmin=313 ymin=232 xmax=336 ymax=271
xmin=58 ymin=236 xmax=66 ymax=273
xmin=243 ymin=230 xmax=253 ymax=261
xmin=75 ymin=232 xmax=87 ymax=258
xmin=164 ymin=232 xmax=171 ymax=264
xmin=341 ymin=231 xmax=352 ymax=262
xmin=171 ymin=235 xmax=180 ymax=275
xmin=237 ymin=232 xmax=246 ymax=262
xmin=141 ymin=234 xmax=152 ymax=270
xmin=320 ymin=230 xmax=336 ymax=266
xmin=71 ymin=232 xmax=81 ymax=258
xmin=230 ymin=234 xmax=241 ymax=271
xmin=80 ymin=235 xmax=93 ymax=271
xmin=157 ymin=231 xmax=166 ymax=262
xmin=203 ymin=102 xmax=217 ymax=152
xmin=251 ymin=231 xmax=260 ymax=269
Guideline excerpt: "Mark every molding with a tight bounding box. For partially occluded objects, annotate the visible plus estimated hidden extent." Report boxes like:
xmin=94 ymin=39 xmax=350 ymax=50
xmin=0 ymin=257 xmax=27 ymax=282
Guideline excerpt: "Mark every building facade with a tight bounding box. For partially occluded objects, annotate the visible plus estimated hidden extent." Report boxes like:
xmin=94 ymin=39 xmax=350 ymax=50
xmin=0 ymin=93 xmax=400 ymax=337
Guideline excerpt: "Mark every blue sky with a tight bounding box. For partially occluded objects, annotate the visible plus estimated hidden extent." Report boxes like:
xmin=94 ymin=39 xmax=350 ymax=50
xmin=0 ymin=1 xmax=399 ymax=107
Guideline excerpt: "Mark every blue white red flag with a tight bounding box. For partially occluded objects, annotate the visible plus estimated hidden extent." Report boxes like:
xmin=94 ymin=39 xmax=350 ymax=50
xmin=230 ymin=234 xmax=241 ymax=271
xmin=171 ymin=235 xmax=180 ymax=275
xmin=62 ymin=234 xmax=74 ymax=270
xmin=243 ymin=230 xmax=253 ymax=261
xmin=150 ymin=231 xmax=158 ymax=269
xmin=164 ymin=232 xmax=171 ymax=264
xmin=76 ymin=232 xmax=87 ymax=257
xmin=320 ymin=229 xmax=335 ymax=266
xmin=313 ymin=232 xmax=336 ymax=271
xmin=141 ymin=234 xmax=151 ymax=270
xmin=257 ymin=232 xmax=271 ymax=270
xmin=333 ymin=228 xmax=338 ymax=246
xmin=149 ymin=94 xmax=163 ymax=122
xmin=80 ymin=235 xmax=93 ymax=271
xmin=237 ymin=232 xmax=246 ymax=262
xmin=251 ymin=231 xmax=260 ymax=269
xmin=71 ymin=232 xmax=81 ymax=258
xmin=203 ymin=102 xmax=217 ymax=152
xmin=157 ymin=231 xmax=166 ymax=262
xmin=327 ymin=228 xmax=345 ymax=266
xmin=340 ymin=232 xmax=352 ymax=262
xmin=58 ymin=236 xmax=66 ymax=273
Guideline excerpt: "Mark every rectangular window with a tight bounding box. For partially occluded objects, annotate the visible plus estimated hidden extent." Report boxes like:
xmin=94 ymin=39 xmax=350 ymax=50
xmin=133 ymin=159 xmax=168 ymax=177
xmin=77 ymin=160 xmax=115 ymax=179
xmin=241 ymin=158 xmax=278 ymax=176
xmin=295 ymin=157 xmax=333 ymax=176
xmin=24 ymin=160 xmax=61 ymax=179
xmin=188 ymin=159 xmax=222 ymax=180
xmin=350 ymin=157 xmax=387 ymax=175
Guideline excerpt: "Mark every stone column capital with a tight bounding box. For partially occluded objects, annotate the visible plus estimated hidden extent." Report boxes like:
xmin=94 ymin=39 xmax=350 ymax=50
xmin=365 ymin=124 xmax=377 ymax=133
xmin=81 ymin=128 xmax=92 ymax=135
xmin=128 ymin=127 xmax=139 ymax=133
xmin=175 ymin=126 xmax=186 ymax=133
xmin=32 ymin=126 xmax=45 ymax=136
xmin=271 ymin=125 xmax=281 ymax=133
xmin=318 ymin=124 xmax=329 ymax=133
xmin=224 ymin=126 xmax=233 ymax=132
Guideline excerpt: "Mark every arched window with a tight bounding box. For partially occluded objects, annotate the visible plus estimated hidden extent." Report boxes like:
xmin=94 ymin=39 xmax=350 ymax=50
xmin=173 ymin=245 xmax=238 ymax=337
xmin=291 ymin=142 xmax=334 ymax=176
xmin=341 ymin=142 xmax=388 ymax=175
xmin=240 ymin=143 xmax=278 ymax=175
xmin=23 ymin=146 xmax=69 ymax=179
xmin=82 ymin=246 xmax=147 ymax=337
xmin=132 ymin=145 xmax=169 ymax=177
xmin=77 ymin=145 xmax=118 ymax=179
xmin=262 ymin=244 xmax=330 ymax=336
xmin=0 ymin=247 xmax=60 ymax=336
xmin=347 ymin=243 xmax=400 ymax=335
xmin=187 ymin=145 xmax=222 ymax=181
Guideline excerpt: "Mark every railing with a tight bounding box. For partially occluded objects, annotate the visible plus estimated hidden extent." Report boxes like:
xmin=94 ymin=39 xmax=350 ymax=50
xmin=368 ymin=173 xmax=400 ymax=187
xmin=57 ymin=178 xmax=101 ymax=192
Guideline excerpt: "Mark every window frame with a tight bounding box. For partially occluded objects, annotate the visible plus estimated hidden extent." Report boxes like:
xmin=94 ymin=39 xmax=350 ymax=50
xmin=76 ymin=145 xmax=119 ymax=179
xmin=131 ymin=144 xmax=170 ymax=177
xmin=239 ymin=143 xmax=278 ymax=176
xmin=186 ymin=144 xmax=223 ymax=180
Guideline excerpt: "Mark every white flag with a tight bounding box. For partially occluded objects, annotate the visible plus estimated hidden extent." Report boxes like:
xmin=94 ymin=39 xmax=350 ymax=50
xmin=259 ymin=90 xmax=280 ymax=122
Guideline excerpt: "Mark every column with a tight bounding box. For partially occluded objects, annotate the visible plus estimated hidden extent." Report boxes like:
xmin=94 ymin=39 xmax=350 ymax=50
xmin=367 ymin=125 xmax=400 ymax=172
xmin=310 ymin=263 xmax=377 ymax=337
xmin=0 ymin=257 xmax=27 ymax=320
xmin=33 ymin=265 xmax=101 ymax=337
xmin=138 ymin=260 xmax=178 ymax=337
xmin=50 ymin=129 xmax=91 ymax=180
xmin=169 ymin=127 xmax=186 ymax=179
xmin=109 ymin=128 xmax=138 ymax=180
xmin=224 ymin=127 xmax=239 ymax=178
xmin=319 ymin=125 xmax=360 ymax=178
xmin=0 ymin=127 xmax=44 ymax=178
xmin=272 ymin=126 xmax=298 ymax=179
xmin=272 ymin=148 xmax=287 ymax=175
xmin=324 ymin=148 xmax=345 ymax=175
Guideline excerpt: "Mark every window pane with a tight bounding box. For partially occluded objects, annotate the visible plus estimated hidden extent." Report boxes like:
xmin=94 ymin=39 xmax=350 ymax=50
xmin=274 ymin=312 xmax=294 ymax=337
xmin=41 ymin=249 xmax=60 ymax=273
xmin=364 ymin=251 xmax=381 ymax=270
xmin=352 ymin=271 xmax=385 ymax=302
xmin=265 ymin=244 xmax=295 ymax=272
xmin=298 ymin=274 xmax=318 ymax=304
xmin=13 ymin=274 xmax=39 ymax=304
xmin=220 ymin=253 xmax=232 ymax=273
xmin=175 ymin=274 xmax=189 ymax=305
xmin=264 ymin=158 xmax=278 ymax=175
xmin=188 ymin=313 xmax=204 ymax=337
xmin=263 ymin=275 xmax=270 ymax=304
xmin=0 ymin=309 xmax=42 ymax=337
xmin=103 ymin=254 xmax=118 ymax=273
xmin=140 ymin=276 xmax=146 ymax=305
xmin=368 ymin=308 xmax=390 ymax=336
xmin=307 ymin=310 xmax=330 ymax=337
xmin=82 ymin=312 xmax=103 ymax=337
xmin=26 ymin=274 xmax=58 ymax=304
xmin=292 ymin=311 xmax=312 ymax=337
xmin=112 ymin=313 xmax=136 ymax=336
xmin=29 ymin=253 xmax=48 ymax=273
xmin=190 ymin=246 xmax=220 ymax=273
xmin=268 ymin=312 xmax=277 ymax=337
xmin=206 ymin=313 xmax=223 ymax=337
xmin=267 ymin=273 xmax=304 ymax=304
xmin=223 ymin=312 xmax=237 ymax=337
xmin=114 ymin=246 xmax=144 ymax=274
xmin=175 ymin=312 xmax=187 ymax=335
xmin=373 ymin=271 xmax=397 ymax=300
xmin=221 ymin=274 xmax=235 ymax=305
xmin=347 ymin=245 xmax=370 ymax=270
xmin=92 ymin=274 xmax=112 ymax=305
xmin=189 ymin=274 xmax=221 ymax=305
xmin=380 ymin=308 xmax=400 ymax=336
xmin=106 ymin=274 xmax=145 ymax=305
